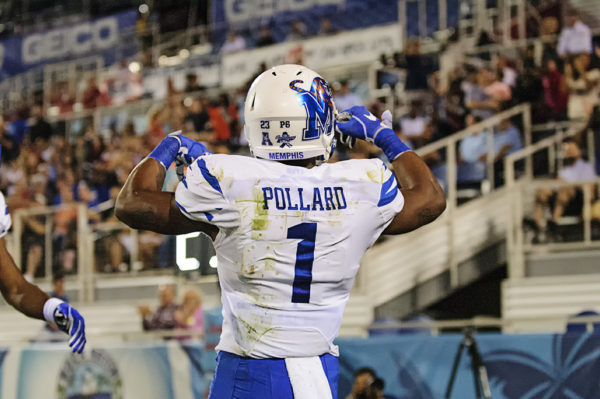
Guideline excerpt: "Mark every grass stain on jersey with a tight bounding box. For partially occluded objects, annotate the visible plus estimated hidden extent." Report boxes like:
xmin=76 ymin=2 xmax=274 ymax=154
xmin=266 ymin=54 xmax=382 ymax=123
xmin=251 ymin=188 xmax=270 ymax=231
xmin=367 ymin=168 xmax=384 ymax=184
xmin=235 ymin=315 xmax=279 ymax=356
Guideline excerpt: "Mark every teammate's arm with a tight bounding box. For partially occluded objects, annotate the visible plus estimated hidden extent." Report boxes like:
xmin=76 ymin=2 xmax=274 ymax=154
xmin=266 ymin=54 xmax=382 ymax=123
xmin=336 ymin=106 xmax=446 ymax=234
xmin=115 ymin=134 xmax=218 ymax=238
xmin=0 ymin=236 xmax=48 ymax=318
xmin=0 ymin=197 xmax=86 ymax=352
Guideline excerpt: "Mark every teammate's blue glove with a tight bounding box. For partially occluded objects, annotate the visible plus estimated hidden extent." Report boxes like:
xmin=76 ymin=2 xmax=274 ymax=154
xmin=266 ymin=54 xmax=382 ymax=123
xmin=43 ymin=298 xmax=86 ymax=353
xmin=336 ymin=106 xmax=410 ymax=161
xmin=148 ymin=131 xmax=212 ymax=176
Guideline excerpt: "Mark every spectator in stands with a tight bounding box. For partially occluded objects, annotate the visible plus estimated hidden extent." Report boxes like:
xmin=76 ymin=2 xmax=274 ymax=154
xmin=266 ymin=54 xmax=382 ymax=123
xmin=255 ymin=26 xmax=275 ymax=47
xmin=319 ymin=17 xmax=338 ymax=36
xmin=29 ymin=105 xmax=53 ymax=143
xmin=139 ymin=284 xmax=179 ymax=331
xmin=370 ymin=377 xmax=397 ymax=399
xmin=484 ymin=70 xmax=512 ymax=104
xmin=146 ymin=106 xmax=167 ymax=148
xmin=53 ymin=185 xmax=78 ymax=274
xmin=184 ymin=98 xmax=210 ymax=133
xmin=404 ymin=38 xmax=438 ymax=92
xmin=557 ymin=11 xmax=592 ymax=58
xmin=287 ymin=19 xmax=307 ymax=41
xmin=465 ymin=68 xmax=500 ymax=120
xmin=399 ymin=100 xmax=433 ymax=149
xmin=564 ymin=52 xmax=600 ymax=120
xmin=542 ymin=59 xmax=569 ymax=120
xmin=493 ymin=118 xmax=523 ymax=163
xmin=334 ymin=80 xmax=362 ymax=112
xmin=590 ymin=40 xmax=600 ymax=70
xmin=533 ymin=139 xmax=597 ymax=242
xmin=514 ymin=60 xmax=547 ymax=122
xmin=82 ymin=77 xmax=105 ymax=109
xmin=346 ymin=367 xmax=376 ymax=399
xmin=376 ymin=54 xmax=400 ymax=90
xmin=0 ymin=116 xmax=21 ymax=163
xmin=221 ymin=31 xmax=246 ymax=54
xmin=458 ymin=114 xmax=487 ymax=183
xmin=184 ymin=73 xmax=205 ymax=93
xmin=207 ymin=97 xmax=231 ymax=145
xmin=175 ymin=289 xmax=204 ymax=335
xmin=497 ymin=55 xmax=517 ymax=88
xmin=50 ymin=81 xmax=75 ymax=114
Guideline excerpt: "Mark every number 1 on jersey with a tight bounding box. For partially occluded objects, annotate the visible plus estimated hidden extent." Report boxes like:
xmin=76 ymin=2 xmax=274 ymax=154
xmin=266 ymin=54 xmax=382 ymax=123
xmin=287 ymin=222 xmax=317 ymax=303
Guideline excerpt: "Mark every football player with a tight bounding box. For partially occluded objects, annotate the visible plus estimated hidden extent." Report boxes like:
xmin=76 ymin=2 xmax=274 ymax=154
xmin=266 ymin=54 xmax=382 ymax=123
xmin=116 ymin=64 xmax=445 ymax=398
xmin=0 ymin=185 xmax=86 ymax=353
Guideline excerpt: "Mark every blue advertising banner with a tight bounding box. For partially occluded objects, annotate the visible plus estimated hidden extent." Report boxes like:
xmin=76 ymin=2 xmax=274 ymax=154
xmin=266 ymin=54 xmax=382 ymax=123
xmin=0 ymin=10 xmax=138 ymax=81
xmin=2 ymin=332 xmax=600 ymax=398
xmin=210 ymin=0 xmax=399 ymax=49
xmin=337 ymin=333 xmax=600 ymax=398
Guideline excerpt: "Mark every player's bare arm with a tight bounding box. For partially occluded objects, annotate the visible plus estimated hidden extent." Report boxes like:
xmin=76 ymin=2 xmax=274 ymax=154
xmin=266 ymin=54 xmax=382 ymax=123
xmin=0 ymin=191 xmax=86 ymax=353
xmin=115 ymin=134 xmax=218 ymax=239
xmin=0 ymin=236 xmax=48 ymax=319
xmin=386 ymin=151 xmax=446 ymax=234
xmin=336 ymin=106 xmax=446 ymax=234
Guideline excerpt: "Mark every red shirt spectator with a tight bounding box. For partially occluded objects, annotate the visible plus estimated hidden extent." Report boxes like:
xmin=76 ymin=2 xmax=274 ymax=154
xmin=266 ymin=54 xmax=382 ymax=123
xmin=542 ymin=59 xmax=568 ymax=119
xmin=207 ymin=105 xmax=231 ymax=142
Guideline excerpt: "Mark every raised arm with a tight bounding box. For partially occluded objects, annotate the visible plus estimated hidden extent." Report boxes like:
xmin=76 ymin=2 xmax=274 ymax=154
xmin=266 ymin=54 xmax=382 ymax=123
xmin=115 ymin=134 xmax=218 ymax=238
xmin=336 ymin=106 xmax=446 ymax=235
xmin=385 ymin=151 xmax=446 ymax=234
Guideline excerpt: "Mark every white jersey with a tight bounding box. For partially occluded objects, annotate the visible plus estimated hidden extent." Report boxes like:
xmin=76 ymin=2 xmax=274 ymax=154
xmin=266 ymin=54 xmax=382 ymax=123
xmin=0 ymin=192 xmax=11 ymax=238
xmin=174 ymin=154 xmax=404 ymax=358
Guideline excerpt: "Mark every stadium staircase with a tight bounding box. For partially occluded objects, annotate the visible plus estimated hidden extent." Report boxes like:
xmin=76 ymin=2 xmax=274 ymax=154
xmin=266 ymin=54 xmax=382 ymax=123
xmin=503 ymin=273 xmax=600 ymax=333
xmin=356 ymin=186 xmax=509 ymax=323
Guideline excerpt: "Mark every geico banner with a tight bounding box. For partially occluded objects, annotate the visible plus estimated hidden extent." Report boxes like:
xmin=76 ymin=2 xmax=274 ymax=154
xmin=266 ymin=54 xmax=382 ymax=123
xmin=0 ymin=10 xmax=137 ymax=81
xmin=221 ymin=24 xmax=402 ymax=88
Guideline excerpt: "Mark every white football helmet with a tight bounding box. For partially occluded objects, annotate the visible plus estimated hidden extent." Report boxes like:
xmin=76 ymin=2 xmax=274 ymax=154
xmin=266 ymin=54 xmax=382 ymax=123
xmin=244 ymin=64 xmax=336 ymax=162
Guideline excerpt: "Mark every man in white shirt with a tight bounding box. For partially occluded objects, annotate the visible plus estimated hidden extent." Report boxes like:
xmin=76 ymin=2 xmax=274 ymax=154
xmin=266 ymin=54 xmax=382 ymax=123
xmin=221 ymin=31 xmax=247 ymax=55
xmin=333 ymin=80 xmax=362 ymax=112
xmin=533 ymin=139 xmax=596 ymax=241
xmin=558 ymin=13 xmax=592 ymax=57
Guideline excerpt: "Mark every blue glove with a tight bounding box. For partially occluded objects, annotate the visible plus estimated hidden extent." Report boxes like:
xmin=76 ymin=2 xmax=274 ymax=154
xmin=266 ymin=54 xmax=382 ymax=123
xmin=148 ymin=131 xmax=211 ymax=173
xmin=44 ymin=299 xmax=86 ymax=353
xmin=55 ymin=302 xmax=86 ymax=353
xmin=336 ymin=106 xmax=410 ymax=161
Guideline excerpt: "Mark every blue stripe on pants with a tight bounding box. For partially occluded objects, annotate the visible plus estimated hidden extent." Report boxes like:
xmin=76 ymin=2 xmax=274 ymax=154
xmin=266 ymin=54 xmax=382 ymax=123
xmin=208 ymin=351 xmax=339 ymax=399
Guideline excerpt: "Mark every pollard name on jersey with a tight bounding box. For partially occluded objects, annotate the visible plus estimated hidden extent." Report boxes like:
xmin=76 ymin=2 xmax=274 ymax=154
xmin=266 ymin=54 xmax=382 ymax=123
xmin=174 ymin=154 xmax=404 ymax=359
xmin=261 ymin=186 xmax=346 ymax=211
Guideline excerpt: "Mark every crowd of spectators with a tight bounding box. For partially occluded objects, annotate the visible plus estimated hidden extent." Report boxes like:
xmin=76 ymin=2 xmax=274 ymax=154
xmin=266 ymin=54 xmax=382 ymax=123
xmin=1 ymin=69 xmax=247 ymax=277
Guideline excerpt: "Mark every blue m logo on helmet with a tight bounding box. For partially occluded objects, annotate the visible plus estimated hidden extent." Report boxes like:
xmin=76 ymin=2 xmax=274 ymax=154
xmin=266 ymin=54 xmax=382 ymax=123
xmin=289 ymin=77 xmax=334 ymax=141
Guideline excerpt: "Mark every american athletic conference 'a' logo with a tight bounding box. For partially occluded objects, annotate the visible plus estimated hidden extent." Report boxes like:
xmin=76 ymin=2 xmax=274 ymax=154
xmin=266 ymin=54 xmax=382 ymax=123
xmin=289 ymin=77 xmax=334 ymax=141
xmin=276 ymin=132 xmax=296 ymax=148
xmin=57 ymin=348 xmax=122 ymax=399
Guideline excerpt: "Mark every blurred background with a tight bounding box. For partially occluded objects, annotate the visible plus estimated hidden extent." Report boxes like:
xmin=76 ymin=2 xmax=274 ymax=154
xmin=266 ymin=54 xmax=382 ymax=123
xmin=1 ymin=0 xmax=600 ymax=398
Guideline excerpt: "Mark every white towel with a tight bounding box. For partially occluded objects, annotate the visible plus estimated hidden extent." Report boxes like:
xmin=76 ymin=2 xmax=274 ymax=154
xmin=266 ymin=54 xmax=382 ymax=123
xmin=285 ymin=356 xmax=333 ymax=399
